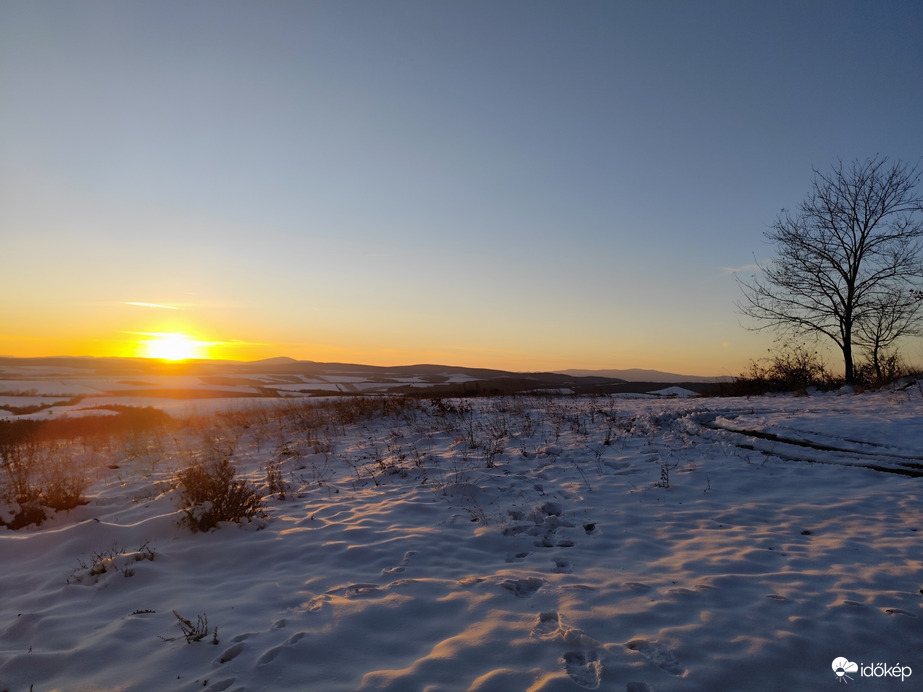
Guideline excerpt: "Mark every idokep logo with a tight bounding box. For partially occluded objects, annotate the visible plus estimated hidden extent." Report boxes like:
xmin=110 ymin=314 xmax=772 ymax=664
xmin=833 ymin=658 xmax=859 ymax=683
xmin=832 ymin=657 xmax=913 ymax=683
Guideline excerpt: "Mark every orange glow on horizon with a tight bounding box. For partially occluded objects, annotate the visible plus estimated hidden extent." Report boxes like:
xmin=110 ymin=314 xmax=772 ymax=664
xmin=0 ymin=326 xmax=766 ymax=376
xmin=0 ymin=334 xmax=750 ymax=375
xmin=136 ymin=333 xmax=212 ymax=361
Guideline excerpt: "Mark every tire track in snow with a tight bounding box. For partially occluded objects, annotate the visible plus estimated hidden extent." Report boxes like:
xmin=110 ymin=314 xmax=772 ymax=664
xmin=690 ymin=412 xmax=923 ymax=477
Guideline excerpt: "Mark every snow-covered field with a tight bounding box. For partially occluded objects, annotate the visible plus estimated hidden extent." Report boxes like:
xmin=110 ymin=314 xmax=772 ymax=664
xmin=0 ymin=363 xmax=489 ymax=422
xmin=1 ymin=386 xmax=922 ymax=691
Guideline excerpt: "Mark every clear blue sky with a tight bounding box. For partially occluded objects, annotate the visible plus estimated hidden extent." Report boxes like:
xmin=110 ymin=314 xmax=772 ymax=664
xmin=2 ymin=1 xmax=922 ymax=374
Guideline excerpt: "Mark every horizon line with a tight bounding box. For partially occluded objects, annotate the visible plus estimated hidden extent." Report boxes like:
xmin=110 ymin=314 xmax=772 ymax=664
xmin=0 ymin=353 xmax=732 ymax=379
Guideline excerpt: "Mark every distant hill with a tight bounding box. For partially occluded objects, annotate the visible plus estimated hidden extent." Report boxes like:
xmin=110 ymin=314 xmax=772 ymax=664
xmin=0 ymin=355 xmax=635 ymax=398
xmin=0 ymin=356 xmax=728 ymax=397
xmin=557 ymin=368 xmax=732 ymax=383
xmin=246 ymin=356 xmax=299 ymax=366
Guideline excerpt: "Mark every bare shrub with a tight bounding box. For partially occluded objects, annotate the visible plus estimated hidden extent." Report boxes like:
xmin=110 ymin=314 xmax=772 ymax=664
xmin=722 ymin=344 xmax=838 ymax=395
xmin=0 ymin=437 xmax=40 ymax=507
xmin=0 ymin=407 xmax=174 ymax=528
xmin=36 ymin=444 xmax=88 ymax=512
xmin=163 ymin=610 xmax=218 ymax=644
xmin=653 ymin=460 xmax=678 ymax=488
xmin=0 ymin=439 xmax=88 ymax=528
xmin=854 ymin=351 xmax=917 ymax=389
xmin=69 ymin=540 xmax=156 ymax=583
xmin=265 ymin=461 xmax=286 ymax=500
xmin=175 ymin=458 xmax=264 ymax=532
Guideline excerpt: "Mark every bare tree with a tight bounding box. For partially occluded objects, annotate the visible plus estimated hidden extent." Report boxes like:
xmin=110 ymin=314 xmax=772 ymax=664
xmin=854 ymin=284 xmax=923 ymax=381
xmin=738 ymin=156 xmax=923 ymax=383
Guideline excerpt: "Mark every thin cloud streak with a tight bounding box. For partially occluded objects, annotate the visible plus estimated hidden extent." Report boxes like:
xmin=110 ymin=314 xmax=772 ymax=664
xmin=123 ymin=332 xmax=265 ymax=347
xmin=125 ymin=302 xmax=181 ymax=310
xmin=720 ymin=264 xmax=760 ymax=276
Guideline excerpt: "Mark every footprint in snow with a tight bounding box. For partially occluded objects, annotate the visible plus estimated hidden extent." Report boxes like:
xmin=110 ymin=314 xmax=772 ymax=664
xmin=552 ymin=559 xmax=572 ymax=574
xmin=625 ymin=638 xmax=684 ymax=676
xmin=382 ymin=550 xmax=416 ymax=576
xmin=217 ymin=643 xmax=245 ymax=664
xmin=562 ymin=650 xmax=602 ymax=689
xmin=305 ymin=596 xmax=326 ymax=612
xmin=531 ymin=611 xmax=561 ymax=638
xmin=458 ymin=576 xmax=486 ymax=587
xmin=535 ymin=533 xmax=556 ymax=548
xmin=623 ymin=582 xmax=652 ymax=592
xmin=345 ymin=583 xmax=382 ymax=598
xmin=531 ymin=611 xmax=601 ymax=648
xmin=884 ymin=608 xmax=915 ymax=616
xmin=533 ymin=615 xmax=607 ymax=690
xmin=505 ymin=551 xmax=531 ymax=562
xmin=257 ymin=632 xmax=305 ymax=665
xmin=257 ymin=646 xmax=282 ymax=665
xmin=501 ymin=577 xmax=543 ymax=597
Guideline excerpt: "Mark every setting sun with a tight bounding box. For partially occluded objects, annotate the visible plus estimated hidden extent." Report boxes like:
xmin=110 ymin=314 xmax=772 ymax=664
xmin=138 ymin=333 xmax=210 ymax=361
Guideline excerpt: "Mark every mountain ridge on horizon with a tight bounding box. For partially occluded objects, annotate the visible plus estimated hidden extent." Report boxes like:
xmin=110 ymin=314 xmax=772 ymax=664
xmin=556 ymin=368 xmax=732 ymax=383
xmin=0 ymin=355 xmax=735 ymax=398
xmin=0 ymin=355 xmax=728 ymax=383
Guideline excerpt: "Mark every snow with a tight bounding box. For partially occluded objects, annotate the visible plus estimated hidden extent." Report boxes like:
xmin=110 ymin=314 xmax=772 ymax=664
xmin=646 ymin=387 xmax=698 ymax=398
xmin=1 ymin=388 xmax=921 ymax=691
xmin=0 ymin=369 xmax=487 ymax=421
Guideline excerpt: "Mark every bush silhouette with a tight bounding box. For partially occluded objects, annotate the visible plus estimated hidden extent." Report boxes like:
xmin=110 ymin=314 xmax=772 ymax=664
xmin=176 ymin=458 xmax=263 ymax=532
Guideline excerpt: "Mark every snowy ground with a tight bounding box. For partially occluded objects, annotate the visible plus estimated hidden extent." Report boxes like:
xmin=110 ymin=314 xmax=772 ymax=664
xmin=1 ymin=386 xmax=921 ymax=691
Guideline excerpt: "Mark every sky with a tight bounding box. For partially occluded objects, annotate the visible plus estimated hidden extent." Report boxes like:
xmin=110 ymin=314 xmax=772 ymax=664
xmin=2 ymin=1 xmax=922 ymax=376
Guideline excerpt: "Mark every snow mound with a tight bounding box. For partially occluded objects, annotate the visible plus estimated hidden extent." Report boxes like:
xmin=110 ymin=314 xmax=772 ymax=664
xmin=648 ymin=385 xmax=698 ymax=397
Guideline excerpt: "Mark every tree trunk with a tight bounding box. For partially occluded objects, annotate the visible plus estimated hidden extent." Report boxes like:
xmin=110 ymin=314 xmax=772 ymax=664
xmin=842 ymin=340 xmax=855 ymax=384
